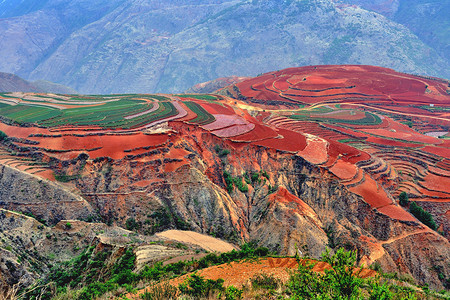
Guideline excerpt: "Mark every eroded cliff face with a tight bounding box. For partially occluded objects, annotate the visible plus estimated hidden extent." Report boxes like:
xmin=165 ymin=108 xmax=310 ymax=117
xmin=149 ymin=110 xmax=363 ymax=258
xmin=0 ymin=164 xmax=96 ymax=224
xmin=0 ymin=123 xmax=448 ymax=289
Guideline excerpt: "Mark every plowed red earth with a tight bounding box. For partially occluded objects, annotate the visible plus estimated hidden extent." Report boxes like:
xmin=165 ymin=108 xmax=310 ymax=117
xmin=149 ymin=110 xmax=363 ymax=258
xmin=229 ymin=65 xmax=450 ymax=106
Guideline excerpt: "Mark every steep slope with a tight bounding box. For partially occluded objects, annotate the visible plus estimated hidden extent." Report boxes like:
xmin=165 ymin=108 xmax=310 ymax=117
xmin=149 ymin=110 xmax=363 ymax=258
xmin=0 ymin=0 xmax=448 ymax=93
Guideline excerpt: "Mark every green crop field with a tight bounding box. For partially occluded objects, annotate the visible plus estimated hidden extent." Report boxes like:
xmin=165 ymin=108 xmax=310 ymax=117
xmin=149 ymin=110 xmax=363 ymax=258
xmin=184 ymin=101 xmax=215 ymax=125
xmin=0 ymin=94 xmax=180 ymax=129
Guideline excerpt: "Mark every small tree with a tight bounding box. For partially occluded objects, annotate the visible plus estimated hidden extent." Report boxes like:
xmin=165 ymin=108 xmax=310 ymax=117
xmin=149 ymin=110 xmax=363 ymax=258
xmin=399 ymin=192 xmax=409 ymax=206
xmin=0 ymin=131 xmax=7 ymax=142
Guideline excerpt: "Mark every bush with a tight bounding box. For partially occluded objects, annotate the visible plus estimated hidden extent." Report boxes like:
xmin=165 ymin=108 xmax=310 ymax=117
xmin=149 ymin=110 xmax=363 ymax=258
xmin=233 ymin=176 xmax=248 ymax=193
xmin=0 ymin=130 xmax=7 ymax=142
xmin=126 ymin=217 xmax=140 ymax=231
xmin=224 ymin=285 xmax=243 ymax=300
xmin=65 ymin=222 xmax=72 ymax=229
xmin=178 ymin=273 xmax=224 ymax=298
xmin=399 ymin=192 xmax=409 ymax=206
xmin=140 ymin=282 xmax=178 ymax=300
xmin=251 ymin=273 xmax=280 ymax=290
xmin=223 ymin=171 xmax=234 ymax=193
xmin=409 ymin=202 xmax=437 ymax=230
xmin=288 ymin=248 xmax=363 ymax=299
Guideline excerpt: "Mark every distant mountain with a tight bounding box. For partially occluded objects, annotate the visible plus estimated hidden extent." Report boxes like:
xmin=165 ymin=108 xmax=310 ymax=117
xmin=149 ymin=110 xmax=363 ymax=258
xmin=0 ymin=72 xmax=76 ymax=93
xmin=340 ymin=0 xmax=450 ymax=61
xmin=31 ymin=80 xmax=77 ymax=94
xmin=0 ymin=72 xmax=42 ymax=92
xmin=0 ymin=0 xmax=448 ymax=94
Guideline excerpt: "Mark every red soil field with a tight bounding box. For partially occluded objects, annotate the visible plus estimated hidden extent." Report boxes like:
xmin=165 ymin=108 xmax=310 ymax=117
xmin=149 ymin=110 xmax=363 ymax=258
xmin=376 ymin=205 xmax=416 ymax=222
xmin=230 ymin=122 xmax=279 ymax=142
xmin=366 ymin=136 xmax=423 ymax=148
xmin=421 ymin=145 xmax=450 ymax=159
xmin=200 ymin=102 xmax=235 ymax=115
xmin=329 ymin=160 xmax=358 ymax=180
xmin=253 ymin=128 xmax=307 ymax=152
xmin=229 ymin=65 xmax=450 ymax=107
xmin=420 ymin=174 xmax=450 ymax=194
xmin=349 ymin=175 xmax=392 ymax=209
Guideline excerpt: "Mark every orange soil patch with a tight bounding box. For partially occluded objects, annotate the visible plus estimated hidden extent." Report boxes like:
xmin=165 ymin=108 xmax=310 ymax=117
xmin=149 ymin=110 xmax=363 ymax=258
xmin=164 ymin=161 xmax=188 ymax=173
xmin=27 ymin=133 xmax=169 ymax=160
xmin=34 ymin=169 xmax=55 ymax=181
xmin=130 ymin=257 xmax=377 ymax=299
xmin=200 ymin=103 xmax=235 ymax=115
xmin=349 ymin=175 xmax=392 ymax=209
xmin=0 ymin=123 xmax=54 ymax=139
xmin=329 ymin=160 xmax=358 ymax=180
xmin=377 ymin=205 xmax=415 ymax=222
xmin=269 ymin=187 xmax=321 ymax=225
xmin=297 ymin=135 xmax=328 ymax=165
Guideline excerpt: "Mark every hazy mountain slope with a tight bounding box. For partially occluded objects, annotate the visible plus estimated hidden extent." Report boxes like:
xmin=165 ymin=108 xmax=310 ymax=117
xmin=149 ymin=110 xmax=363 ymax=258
xmin=27 ymin=0 xmax=240 ymax=93
xmin=155 ymin=0 xmax=449 ymax=93
xmin=341 ymin=0 xmax=450 ymax=62
xmin=0 ymin=0 xmax=127 ymax=77
xmin=0 ymin=72 xmax=75 ymax=93
xmin=1 ymin=0 xmax=449 ymax=93
xmin=31 ymin=80 xmax=77 ymax=94
xmin=0 ymin=72 xmax=42 ymax=92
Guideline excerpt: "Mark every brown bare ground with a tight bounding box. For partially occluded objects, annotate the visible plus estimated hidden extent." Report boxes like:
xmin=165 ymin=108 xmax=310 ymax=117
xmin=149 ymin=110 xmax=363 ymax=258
xmin=155 ymin=230 xmax=238 ymax=253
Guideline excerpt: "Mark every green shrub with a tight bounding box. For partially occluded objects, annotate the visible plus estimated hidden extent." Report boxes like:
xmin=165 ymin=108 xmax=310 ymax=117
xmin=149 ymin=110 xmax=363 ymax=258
xmin=409 ymin=202 xmax=437 ymax=230
xmin=251 ymin=273 xmax=280 ymax=290
xmin=178 ymin=273 xmax=224 ymax=298
xmin=369 ymin=280 xmax=393 ymax=300
xmin=219 ymin=149 xmax=230 ymax=157
xmin=288 ymin=248 xmax=363 ymax=299
xmin=65 ymin=222 xmax=72 ymax=229
xmin=223 ymin=171 xmax=234 ymax=193
xmin=224 ymin=285 xmax=243 ymax=300
xmin=399 ymin=192 xmax=409 ymax=206
xmin=126 ymin=217 xmax=140 ymax=231
xmin=140 ymin=282 xmax=178 ymax=300
xmin=233 ymin=176 xmax=248 ymax=193
xmin=0 ymin=130 xmax=7 ymax=142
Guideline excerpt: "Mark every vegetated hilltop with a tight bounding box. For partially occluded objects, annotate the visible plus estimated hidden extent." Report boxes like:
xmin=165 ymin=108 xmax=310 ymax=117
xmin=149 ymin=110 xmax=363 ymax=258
xmin=0 ymin=0 xmax=449 ymax=94
xmin=0 ymin=66 xmax=449 ymax=294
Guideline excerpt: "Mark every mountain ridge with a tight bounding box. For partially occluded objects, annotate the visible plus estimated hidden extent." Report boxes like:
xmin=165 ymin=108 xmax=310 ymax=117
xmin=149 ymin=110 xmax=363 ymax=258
xmin=0 ymin=0 xmax=448 ymax=94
